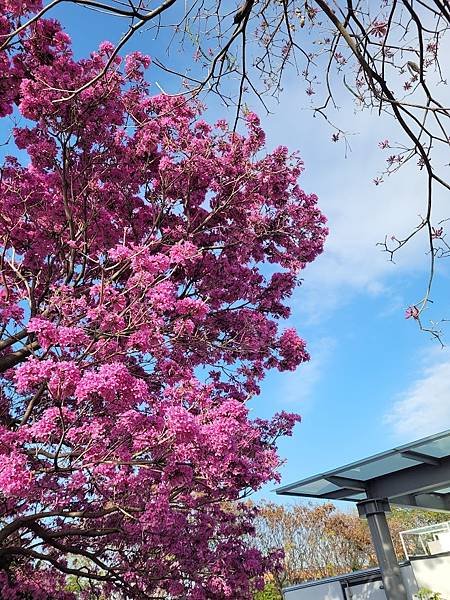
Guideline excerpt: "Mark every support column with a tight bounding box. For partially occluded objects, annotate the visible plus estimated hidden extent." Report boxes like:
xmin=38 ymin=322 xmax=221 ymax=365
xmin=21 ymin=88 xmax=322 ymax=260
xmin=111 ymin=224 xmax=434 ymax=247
xmin=357 ymin=498 xmax=407 ymax=600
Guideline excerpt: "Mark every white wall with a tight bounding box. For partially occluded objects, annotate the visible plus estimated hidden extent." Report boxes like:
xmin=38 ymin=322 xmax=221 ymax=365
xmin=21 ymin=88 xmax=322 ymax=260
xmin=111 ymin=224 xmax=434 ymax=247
xmin=343 ymin=579 xmax=386 ymax=600
xmin=409 ymin=555 xmax=450 ymax=599
xmin=284 ymin=581 xmax=343 ymax=600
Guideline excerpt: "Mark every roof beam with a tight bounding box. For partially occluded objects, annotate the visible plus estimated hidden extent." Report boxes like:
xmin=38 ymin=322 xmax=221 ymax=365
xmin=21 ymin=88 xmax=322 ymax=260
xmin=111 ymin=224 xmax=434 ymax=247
xmin=276 ymin=490 xmax=308 ymax=497
xmin=367 ymin=454 xmax=450 ymax=501
xmin=390 ymin=492 xmax=450 ymax=512
xmin=400 ymin=450 xmax=441 ymax=466
xmin=324 ymin=475 xmax=367 ymax=491
xmin=319 ymin=488 xmax=363 ymax=500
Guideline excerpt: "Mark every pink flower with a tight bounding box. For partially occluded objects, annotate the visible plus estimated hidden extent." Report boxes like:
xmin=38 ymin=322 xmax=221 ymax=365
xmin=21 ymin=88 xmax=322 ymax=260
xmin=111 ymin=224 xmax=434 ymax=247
xmin=371 ymin=20 xmax=388 ymax=38
xmin=0 ymin=13 xmax=327 ymax=594
xmin=169 ymin=241 xmax=198 ymax=264
xmin=405 ymin=305 xmax=420 ymax=319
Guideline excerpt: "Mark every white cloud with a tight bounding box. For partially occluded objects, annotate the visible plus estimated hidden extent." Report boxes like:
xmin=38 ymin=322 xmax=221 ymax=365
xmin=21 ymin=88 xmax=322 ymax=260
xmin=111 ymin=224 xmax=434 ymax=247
xmin=262 ymin=81 xmax=448 ymax=321
xmin=384 ymin=348 xmax=450 ymax=440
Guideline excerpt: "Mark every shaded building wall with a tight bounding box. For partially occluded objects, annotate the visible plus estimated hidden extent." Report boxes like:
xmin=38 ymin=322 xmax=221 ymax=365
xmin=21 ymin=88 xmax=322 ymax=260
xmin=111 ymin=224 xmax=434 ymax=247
xmin=409 ymin=553 xmax=450 ymax=598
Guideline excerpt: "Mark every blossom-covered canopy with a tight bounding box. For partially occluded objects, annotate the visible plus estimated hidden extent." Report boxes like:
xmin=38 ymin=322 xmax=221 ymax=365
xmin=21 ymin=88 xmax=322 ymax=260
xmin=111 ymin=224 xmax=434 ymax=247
xmin=0 ymin=3 xmax=327 ymax=597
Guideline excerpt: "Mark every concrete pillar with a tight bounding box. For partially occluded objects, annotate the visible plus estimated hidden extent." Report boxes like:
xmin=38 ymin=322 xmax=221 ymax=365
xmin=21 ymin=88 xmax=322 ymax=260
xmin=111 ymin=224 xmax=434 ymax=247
xmin=357 ymin=498 xmax=407 ymax=600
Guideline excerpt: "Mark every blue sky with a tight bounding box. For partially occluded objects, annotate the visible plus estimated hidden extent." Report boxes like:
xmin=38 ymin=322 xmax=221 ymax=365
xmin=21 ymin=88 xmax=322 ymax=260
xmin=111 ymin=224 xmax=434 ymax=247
xmin=255 ymin=82 xmax=450 ymax=502
xmin=255 ymin=79 xmax=450 ymax=502
xmin=6 ymin=4 xmax=450 ymax=505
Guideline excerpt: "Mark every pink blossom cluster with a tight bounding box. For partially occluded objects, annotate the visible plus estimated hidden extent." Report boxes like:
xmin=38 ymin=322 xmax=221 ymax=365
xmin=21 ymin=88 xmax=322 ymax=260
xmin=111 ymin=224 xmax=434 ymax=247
xmin=0 ymin=2 xmax=327 ymax=596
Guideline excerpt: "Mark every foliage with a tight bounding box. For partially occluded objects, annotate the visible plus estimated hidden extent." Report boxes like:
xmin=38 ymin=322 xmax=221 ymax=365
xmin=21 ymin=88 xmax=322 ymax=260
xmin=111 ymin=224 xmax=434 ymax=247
xmin=253 ymin=581 xmax=283 ymax=600
xmin=416 ymin=587 xmax=443 ymax=600
xmin=0 ymin=2 xmax=327 ymax=598
xmin=252 ymin=502 xmax=446 ymax=595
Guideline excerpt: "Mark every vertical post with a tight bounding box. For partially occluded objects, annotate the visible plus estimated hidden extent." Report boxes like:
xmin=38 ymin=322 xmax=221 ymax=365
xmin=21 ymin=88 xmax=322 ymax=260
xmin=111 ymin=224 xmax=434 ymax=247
xmin=357 ymin=498 xmax=407 ymax=600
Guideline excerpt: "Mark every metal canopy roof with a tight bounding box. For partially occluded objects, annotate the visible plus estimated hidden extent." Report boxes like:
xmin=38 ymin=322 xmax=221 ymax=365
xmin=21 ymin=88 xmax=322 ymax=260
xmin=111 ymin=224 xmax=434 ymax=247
xmin=276 ymin=429 xmax=450 ymax=512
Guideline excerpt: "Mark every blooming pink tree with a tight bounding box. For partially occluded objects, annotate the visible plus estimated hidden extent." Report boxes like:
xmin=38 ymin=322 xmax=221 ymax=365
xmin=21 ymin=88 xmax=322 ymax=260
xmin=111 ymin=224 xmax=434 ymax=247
xmin=4 ymin=0 xmax=448 ymax=338
xmin=0 ymin=4 xmax=327 ymax=598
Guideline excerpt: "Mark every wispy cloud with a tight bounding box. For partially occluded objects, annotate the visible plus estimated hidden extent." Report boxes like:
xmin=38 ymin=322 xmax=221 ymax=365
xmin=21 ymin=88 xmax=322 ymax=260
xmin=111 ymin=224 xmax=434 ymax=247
xmin=262 ymin=82 xmax=447 ymax=322
xmin=384 ymin=348 xmax=450 ymax=440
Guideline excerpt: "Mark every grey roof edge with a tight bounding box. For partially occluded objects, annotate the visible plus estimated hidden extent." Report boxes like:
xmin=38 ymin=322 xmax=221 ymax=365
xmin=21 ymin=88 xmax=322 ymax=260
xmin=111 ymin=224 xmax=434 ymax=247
xmin=276 ymin=429 xmax=450 ymax=496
